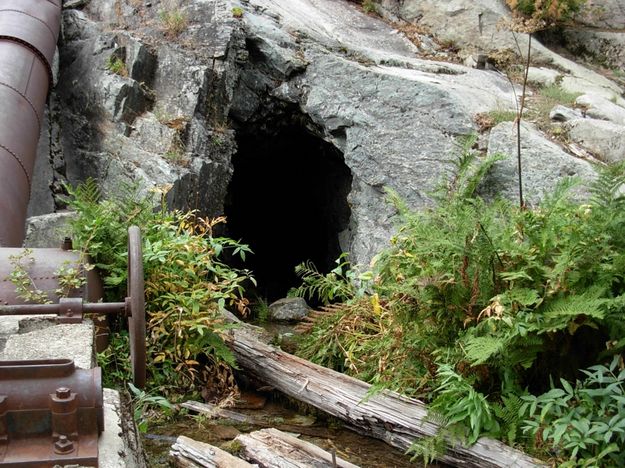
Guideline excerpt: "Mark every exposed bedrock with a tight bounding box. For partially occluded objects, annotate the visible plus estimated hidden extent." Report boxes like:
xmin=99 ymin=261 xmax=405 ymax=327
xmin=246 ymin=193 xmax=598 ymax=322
xmin=27 ymin=0 xmax=624 ymax=288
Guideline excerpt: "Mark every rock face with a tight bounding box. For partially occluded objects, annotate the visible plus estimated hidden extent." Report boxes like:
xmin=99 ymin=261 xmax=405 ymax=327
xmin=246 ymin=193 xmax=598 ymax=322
xmin=577 ymin=0 xmax=625 ymax=30
xmin=481 ymin=122 xmax=596 ymax=205
xmin=26 ymin=0 xmax=624 ymax=276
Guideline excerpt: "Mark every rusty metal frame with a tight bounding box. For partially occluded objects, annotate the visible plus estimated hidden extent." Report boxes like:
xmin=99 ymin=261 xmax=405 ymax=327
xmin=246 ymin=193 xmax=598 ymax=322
xmin=0 ymin=359 xmax=101 ymax=466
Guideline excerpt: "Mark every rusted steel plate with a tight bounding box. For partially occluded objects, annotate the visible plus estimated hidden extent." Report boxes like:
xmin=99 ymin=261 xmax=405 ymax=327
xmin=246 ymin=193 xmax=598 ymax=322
xmin=0 ymin=248 xmax=84 ymax=305
xmin=0 ymin=359 xmax=101 ymax=467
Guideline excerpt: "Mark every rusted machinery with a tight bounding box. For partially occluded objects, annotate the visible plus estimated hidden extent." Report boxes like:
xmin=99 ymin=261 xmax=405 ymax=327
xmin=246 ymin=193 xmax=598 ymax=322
xmin=0 ymin=359 xmax=102 ymax=465
xmin=0 ymin=1 xmax=148 ymax=466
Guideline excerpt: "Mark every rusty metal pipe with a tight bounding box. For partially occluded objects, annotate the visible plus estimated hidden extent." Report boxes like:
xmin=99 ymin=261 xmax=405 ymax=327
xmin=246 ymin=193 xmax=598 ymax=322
xmin=0 ymin=302 xmax=127 ymax=316
xmin=0 ymin=0 xmax=61 ymax=246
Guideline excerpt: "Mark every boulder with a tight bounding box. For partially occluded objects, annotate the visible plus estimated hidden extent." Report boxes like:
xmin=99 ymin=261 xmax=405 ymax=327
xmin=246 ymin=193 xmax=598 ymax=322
xmin=565 ymin=119 xmax=625 ymax=164
xmin=575 ymin=94 xmax=625 ymax=125
xmin=24 ymin=212 xmax=77 ymax=248
xmin=268 ymin=298 xmax=311 ymax=321
xmin=577 ymin=0 xmax=625 ymax=30
xmin=527 ymin=67 xmax=561 ymax=87
xmin=549 ymin=105 xmax=582 ymax=122
xmin=561 ymin=30 xmax=625 ymax=71
xmin=480 ymin=121 xmax=596 ymax=205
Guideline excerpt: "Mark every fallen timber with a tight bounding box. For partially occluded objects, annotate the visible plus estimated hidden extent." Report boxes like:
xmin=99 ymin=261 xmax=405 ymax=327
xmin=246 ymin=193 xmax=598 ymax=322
xmin=171 ymin=429 xmax=359 ymax=468
xmin=222 ymin=314 xmax=545 ymax=468
xmin=170 ymin=435 xmax=255 ymax=468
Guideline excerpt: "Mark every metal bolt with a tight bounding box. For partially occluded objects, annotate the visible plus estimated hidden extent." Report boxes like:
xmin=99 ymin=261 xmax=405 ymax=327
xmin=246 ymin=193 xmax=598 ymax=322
xmin=54 ymin=435 xmax=74 ymax=454
xmin=55 ymin=387 xmax=71 ymax=399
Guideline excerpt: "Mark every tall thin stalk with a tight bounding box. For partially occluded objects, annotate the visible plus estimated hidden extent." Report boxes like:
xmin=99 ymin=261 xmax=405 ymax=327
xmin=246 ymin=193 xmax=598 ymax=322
xmin=516 ymin=33 xmax=532 ymax=209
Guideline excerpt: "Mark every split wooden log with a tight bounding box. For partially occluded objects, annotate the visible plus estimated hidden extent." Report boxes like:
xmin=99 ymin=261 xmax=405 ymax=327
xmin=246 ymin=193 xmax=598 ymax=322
xmin=236 ymin=428 xmax=359 ymax=468
xmin=223 ymin=318 xmax=546 ymax=468
xmin=181 ymin=400 xmax=256 ymax=424
xmin=170 ymin=435 xmax=256 ymax=468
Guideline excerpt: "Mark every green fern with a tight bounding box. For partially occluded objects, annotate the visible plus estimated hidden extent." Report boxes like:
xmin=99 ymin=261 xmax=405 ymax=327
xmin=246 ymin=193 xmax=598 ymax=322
xmin=492 ymin=393 xmax=525 ymax=445
xmin=463 ymin=335 xmax=508 ymax=366
xmin=406 ymin=434 xmax=448 ymax=465
xmin=589 ymin=162 xmax=625 ymax=209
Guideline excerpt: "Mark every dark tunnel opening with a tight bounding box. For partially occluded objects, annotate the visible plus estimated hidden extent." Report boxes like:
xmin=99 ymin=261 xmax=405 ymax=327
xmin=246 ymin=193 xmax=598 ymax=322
xmin=224 ymin=123 xmax=352 ymax=303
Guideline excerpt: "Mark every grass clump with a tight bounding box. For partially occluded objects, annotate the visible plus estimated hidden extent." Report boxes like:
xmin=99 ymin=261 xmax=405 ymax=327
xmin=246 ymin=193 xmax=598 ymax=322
xmin=106 ymin=56 xmax=128 ymax=77
xmin=231 ymin=7 xmax=244 ymax=18
xmin=66 ymin=180 xmax=253 ymax=400
xmin=159 ymin=7 xmax=188 ymax=37
xmin=296 ymin=139 xmax=625 ymax=465
xmin=527 ymin=84 xmax=581 ymax=129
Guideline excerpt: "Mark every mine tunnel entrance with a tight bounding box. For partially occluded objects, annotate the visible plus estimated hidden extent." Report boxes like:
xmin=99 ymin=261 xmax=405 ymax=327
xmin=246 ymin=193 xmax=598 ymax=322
xmin=224 ymin=123 xmax=352 ymax=303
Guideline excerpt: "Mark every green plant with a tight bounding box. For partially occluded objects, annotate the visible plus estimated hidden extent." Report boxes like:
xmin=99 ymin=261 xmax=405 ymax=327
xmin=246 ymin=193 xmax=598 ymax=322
xmin=506 ymin=0 xmax=586 ymax=22
xmin=97 ymin=330 xmax=131 ymax=387
xmin=55 ymin=260 xmax=91 ymax=298
xmin=128 ymin=382 xmax=173 ymax=432
xmin=231 ymin=6 xmax=244 ymax=18
xmin=296 ymin=143 xmax=625 ymax=461
xmin=499 ymin=0 xmax=587 ymax=206
xmin=521 ymin=356 xmax=625 ymax=466
xmin=164 ymin=132 xmax=188 ymax=166
xmin=7 ymin=249 xmax=52 ymax=304
xmin=159 ymin=8 xmax=188 ymax=37
xmin=65 ymin=180 xmax=254 ymax=398
xmin=362 ymin=0 xmax=377 ymax=14
xmin=253 ymin=297 xmax=271 ymax=323
xmin=488 ymin=109 xmax=517 ymax=124
xmin=106 ymin=56 xmax=128 ymax=76
xmin=290 ymin=253 xmax=370 ymax=305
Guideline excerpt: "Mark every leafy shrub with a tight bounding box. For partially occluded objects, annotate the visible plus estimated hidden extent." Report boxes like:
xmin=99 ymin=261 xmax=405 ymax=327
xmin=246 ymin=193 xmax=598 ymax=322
xmin=297 ymin=140 xmax=625 ymax=463
xmin=521 ymin=356 xmax=625 ymax=466
xmin=66 ymin=180 xmax=253 ymax=398
xmin=506 ymin=0 xmax=586 ymax=22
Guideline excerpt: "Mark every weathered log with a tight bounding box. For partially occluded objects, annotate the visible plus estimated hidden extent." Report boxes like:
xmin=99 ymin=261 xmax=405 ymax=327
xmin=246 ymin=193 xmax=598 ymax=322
xmin=236 ymin=428 xmax=359 ymax=468
xmin=181 ymin=400 xmax=256 ymax=424
xmin=223 ymin=321 xmax=545 ymax=468
xmin=170 ymin=435 xmax=255 ymax=468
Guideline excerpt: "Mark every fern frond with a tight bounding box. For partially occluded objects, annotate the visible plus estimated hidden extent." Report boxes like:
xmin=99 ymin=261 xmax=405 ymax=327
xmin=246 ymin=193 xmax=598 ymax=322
xmin=406 ymin=434 xmax=447 ymax=465
xmin=541 ymin=293 xmax=607 ymax=331
xmin=464 ymin=335 xmax=507 ymax=365
xmin=589 ymin=161 xmax=625 ymax=209
xmin=492 ymin=393 xmax=525 ymax=445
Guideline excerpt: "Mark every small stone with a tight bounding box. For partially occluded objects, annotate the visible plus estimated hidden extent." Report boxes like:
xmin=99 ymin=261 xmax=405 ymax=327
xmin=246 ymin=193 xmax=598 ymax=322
xmin=549 ymin=105 xmax=582 ymax=122
xmin=268 ymin=298 xmax=311 ymax=322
